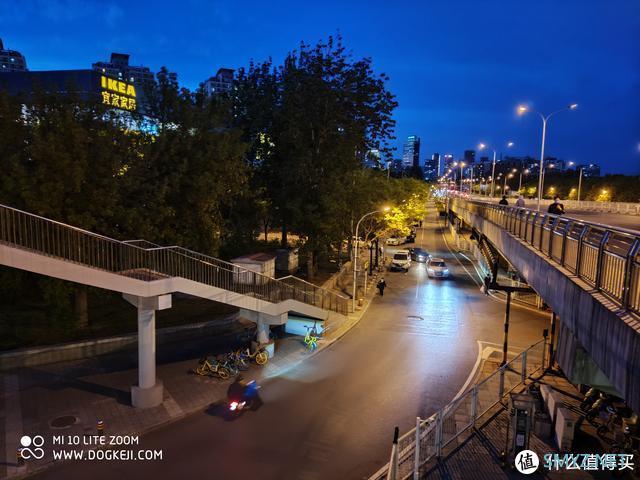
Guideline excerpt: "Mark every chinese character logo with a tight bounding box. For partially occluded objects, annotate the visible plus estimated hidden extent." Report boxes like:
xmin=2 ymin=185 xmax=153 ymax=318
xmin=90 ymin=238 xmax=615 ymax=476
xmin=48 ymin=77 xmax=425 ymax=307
xmin=515 ymin=449 xmax=539 ymax=474
xmin=20 ymin=435 xmax=45 ymax=460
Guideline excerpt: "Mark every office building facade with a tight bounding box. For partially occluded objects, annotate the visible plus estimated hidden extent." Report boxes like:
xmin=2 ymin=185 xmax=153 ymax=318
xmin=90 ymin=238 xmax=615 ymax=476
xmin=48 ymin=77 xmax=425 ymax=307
xmin=92 ymin=53 xmax=156 ymax=87
xmin=203 ymin=68 xmax=234 ymax=97
xmin=402 ymin=135 xmax=421 ymax=168
xmin=0 ymin=38 xmax=27 ymax=72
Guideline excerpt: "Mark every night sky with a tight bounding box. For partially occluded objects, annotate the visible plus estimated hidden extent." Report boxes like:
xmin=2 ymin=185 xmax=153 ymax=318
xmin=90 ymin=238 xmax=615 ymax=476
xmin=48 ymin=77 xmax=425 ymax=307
xmin=2 ymin=0 xmax=639 ymax=174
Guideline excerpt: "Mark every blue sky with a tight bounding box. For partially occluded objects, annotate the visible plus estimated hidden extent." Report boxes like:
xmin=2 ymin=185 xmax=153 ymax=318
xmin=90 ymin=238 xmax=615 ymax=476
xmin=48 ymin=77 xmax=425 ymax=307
xmin=1 ymin=0 xmax=639 ymax=173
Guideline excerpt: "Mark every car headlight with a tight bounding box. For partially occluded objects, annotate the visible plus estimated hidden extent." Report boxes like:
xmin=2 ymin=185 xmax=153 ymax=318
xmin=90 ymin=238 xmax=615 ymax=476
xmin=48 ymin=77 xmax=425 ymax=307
xmin=427 ymin=268 xmax=435 ymax=274
xmin=443 ymin=269 xmax=449 ymax=274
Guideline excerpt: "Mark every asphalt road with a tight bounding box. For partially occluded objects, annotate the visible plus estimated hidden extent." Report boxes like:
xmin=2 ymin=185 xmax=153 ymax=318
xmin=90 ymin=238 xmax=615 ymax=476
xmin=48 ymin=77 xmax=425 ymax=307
xmin=34 ymin=212 xmax=551 ymax=480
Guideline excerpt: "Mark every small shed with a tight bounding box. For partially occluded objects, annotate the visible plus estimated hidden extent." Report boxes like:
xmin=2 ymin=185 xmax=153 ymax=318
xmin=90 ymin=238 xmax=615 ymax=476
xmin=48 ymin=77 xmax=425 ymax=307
xmin=231 ymin=252 xmax=276 ymax=285
xmin=275 ymin=248 xmax=299 ymax=274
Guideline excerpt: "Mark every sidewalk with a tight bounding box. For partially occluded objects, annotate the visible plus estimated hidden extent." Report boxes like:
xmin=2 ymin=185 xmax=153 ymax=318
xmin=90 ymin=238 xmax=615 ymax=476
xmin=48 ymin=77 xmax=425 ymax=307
xmin=0 ymin=276 xmax=377 ymax=479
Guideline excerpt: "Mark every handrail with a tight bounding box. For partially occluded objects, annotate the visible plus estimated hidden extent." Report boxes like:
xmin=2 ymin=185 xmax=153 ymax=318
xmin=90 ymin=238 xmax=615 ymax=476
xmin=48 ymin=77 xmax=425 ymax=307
xmin=448 ymin=196 xmax=640 ymax=317
xmin=0 ymin=203 xmax=349 ymax=315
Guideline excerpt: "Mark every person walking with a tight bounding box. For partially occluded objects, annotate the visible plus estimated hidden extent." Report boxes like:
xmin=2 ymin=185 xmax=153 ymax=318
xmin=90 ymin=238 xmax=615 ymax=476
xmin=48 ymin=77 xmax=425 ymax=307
xmin=376 ymin=278 xmax=386 ymax=296
xmin=515 ymin=195 xmax=526 ymax=208
xmin=498 ymin=195 xmax=509 ymax=206
xmin=547 ymin=196 xmax=565 ymax=215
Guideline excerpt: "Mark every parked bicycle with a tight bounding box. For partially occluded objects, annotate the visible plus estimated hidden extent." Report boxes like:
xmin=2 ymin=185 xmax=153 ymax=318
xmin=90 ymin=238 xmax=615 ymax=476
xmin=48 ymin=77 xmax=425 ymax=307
xmin=240 ymin=346 xmax=269 ymax=365
xmin=304 ymin=323 xmax=319 ymax=351
xmin=192 ymin=357 xmax=230 ymax=379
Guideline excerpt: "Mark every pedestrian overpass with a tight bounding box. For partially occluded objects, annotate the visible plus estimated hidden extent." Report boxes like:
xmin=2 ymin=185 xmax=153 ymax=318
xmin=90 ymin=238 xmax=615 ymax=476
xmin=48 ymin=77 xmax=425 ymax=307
xmin=0 ymin=203 xmax=348 ymax=407
xmin=447 ymin=196 xmax=640 ymax=412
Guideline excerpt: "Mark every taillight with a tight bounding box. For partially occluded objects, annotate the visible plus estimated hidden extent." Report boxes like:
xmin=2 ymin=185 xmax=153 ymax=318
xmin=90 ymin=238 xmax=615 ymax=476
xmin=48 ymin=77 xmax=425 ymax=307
xmin=229 ymin=401 xmax=239 ymax=411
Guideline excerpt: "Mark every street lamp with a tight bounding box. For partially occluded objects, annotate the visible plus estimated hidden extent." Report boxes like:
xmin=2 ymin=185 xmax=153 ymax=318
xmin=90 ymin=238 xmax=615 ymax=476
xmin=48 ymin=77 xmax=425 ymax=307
xmin=518 ymin=169 xmax=530 ymax=192
xmin=503 ymin=173 xmax=514 ymax=193
xmin=458 ymin=162 xmax=466 ymax=193
xmin=479 ymin=141 xmax=514 ymax=197
xmin=517 ymin=103 xmax=578 ymax=210
xmin=353 ymin=207 xmax=390 ymax=311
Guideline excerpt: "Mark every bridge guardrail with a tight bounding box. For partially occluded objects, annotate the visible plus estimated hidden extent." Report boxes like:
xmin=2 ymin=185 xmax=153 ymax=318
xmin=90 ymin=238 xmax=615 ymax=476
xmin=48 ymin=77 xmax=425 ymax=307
xmin=369 ymin=340 xmax=546 ymax=480
xmin=450 ymin=197 xmax=640 ymax=317
xmin=0 ymin=204 xmax=350 ymax=315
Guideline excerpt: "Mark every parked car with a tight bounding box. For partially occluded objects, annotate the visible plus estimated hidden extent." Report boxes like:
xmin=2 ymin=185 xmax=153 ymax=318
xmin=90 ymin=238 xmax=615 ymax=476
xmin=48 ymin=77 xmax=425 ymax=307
xmin=386 ymin=236 xmax=406 ymax=246
xmin=409 ymin=247 xmax=431 ymax=263
xmin=405 ymin=231 xmax=416 ymax=243
xmin=427 ymin=258 xmax=449 ymax=278
xmin=390 ymin=250 xmax=411 ymax=272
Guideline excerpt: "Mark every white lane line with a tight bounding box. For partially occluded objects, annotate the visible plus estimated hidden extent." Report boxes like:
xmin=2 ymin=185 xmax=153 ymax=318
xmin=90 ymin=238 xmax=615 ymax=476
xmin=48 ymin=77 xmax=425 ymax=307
xmin=439 ymin=222 xmax=481 ymax=287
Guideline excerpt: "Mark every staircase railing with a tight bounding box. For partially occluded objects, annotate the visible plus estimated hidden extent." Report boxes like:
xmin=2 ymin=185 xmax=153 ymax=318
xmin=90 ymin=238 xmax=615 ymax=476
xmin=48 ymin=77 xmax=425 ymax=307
xmin=0 ymin=204 xmax=349 ymax=315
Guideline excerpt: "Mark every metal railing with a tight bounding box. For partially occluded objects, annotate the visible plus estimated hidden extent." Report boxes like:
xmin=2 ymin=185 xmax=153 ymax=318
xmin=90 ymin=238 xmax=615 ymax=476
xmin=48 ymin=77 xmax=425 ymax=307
xmin=450 ymin=198 xmax=640 ymax=317
xmin=369 ymin=340 xmax=547 ymax=480
xmin=467 ymin=194 xmax=640 ymax=216
xmin=0 ymin=203 xmax=349 ymax=315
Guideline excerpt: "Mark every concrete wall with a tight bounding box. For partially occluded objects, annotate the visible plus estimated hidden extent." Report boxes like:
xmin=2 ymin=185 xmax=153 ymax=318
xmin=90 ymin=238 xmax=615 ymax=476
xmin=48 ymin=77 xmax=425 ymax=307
xmin=450 ymin=199 xmax=640 ymax=412
xmin=0 ymin=314 xmax=239 ymax=371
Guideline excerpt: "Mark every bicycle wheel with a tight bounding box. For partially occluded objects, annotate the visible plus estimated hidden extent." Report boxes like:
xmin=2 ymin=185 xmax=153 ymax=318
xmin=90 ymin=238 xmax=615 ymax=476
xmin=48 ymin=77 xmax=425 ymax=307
xmin=216 ymin=367 xmax=230 ymax=380
xmin=195 ymin=365 xmax=208 ymax=376
xmin=255 ymin=351 xmax=268 ymax=365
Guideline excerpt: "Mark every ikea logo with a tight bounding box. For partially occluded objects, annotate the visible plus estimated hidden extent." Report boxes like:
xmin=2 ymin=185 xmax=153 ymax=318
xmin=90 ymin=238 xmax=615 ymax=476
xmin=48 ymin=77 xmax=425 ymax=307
xmin=100 ymin=76 xmax=136 ymax=98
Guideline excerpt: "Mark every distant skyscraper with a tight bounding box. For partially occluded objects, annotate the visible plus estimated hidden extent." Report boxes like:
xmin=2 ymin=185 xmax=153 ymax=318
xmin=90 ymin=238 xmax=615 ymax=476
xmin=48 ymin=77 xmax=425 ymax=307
xmin=402 ymin=135 xmax=421 ymax=168
xmin=203 ymin=68 xmax=234 ymax=97
xmin=443 ymin=154 xmax=455 ymax=172
xmin=0 ymin=38 xmax=27 ymax=72
xmin=464 ymin=150 xmax=476 ymax=164
xmin=92 ymin=53 xmax=156 ymax=86
xmin=424 ymin=153 xmax=440 ymax=181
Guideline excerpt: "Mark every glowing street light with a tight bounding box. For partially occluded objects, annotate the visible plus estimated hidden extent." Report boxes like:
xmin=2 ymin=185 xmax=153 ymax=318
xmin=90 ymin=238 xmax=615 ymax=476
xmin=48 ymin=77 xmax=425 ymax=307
xmin=517 ymin=102 xmax=579 ymax=210
xmin=479 ymin=141 xmax=514 ymax=197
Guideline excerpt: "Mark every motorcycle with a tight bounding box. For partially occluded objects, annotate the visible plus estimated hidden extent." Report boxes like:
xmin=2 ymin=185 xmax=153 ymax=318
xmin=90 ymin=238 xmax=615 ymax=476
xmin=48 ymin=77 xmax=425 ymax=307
xmin=226 ymin=379 xmax=261 ymax=418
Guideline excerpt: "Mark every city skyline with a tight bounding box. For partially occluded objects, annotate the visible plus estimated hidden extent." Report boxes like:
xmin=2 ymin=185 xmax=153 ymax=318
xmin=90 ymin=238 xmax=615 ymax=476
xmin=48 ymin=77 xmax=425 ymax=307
xmin=1 ymin=0 xmax=638 ymax=174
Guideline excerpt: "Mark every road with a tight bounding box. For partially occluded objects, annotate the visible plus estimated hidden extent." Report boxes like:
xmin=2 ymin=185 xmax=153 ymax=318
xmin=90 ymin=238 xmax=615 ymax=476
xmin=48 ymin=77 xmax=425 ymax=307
xmin=35 ymin=212 xmax=551 ymax=480
xmin=563 ymin=210 xmax=640 ymax=233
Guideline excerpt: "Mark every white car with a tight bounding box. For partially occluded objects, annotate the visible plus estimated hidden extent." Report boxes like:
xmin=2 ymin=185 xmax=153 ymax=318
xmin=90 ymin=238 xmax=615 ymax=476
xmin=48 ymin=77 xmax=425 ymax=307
xmin=390 ymin=250 xmax=411 ymax=271
xmin=427 ymin=258 xmax=449 ymax=278
xmin=386 ymin=236 xmax=406 ymax=246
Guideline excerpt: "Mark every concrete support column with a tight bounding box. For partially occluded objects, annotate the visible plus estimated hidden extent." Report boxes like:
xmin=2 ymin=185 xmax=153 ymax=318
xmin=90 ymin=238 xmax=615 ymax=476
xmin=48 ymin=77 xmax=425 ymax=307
xmin=123 ymin=293 xmax=171 ymax=408
xmin=256 ymin=317 xmax=270 ymax=344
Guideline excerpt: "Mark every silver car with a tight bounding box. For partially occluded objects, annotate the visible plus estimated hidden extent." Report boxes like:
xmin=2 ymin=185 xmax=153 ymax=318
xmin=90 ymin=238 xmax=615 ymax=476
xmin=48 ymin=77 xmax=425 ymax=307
xmin=427 ymin=258 xmax=449 ymax=278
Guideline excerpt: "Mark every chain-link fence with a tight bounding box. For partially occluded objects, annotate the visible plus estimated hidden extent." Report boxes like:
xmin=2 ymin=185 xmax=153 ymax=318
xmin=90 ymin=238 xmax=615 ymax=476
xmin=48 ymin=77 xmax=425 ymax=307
xmin=369 ymin=339 xmax=547 ymax=480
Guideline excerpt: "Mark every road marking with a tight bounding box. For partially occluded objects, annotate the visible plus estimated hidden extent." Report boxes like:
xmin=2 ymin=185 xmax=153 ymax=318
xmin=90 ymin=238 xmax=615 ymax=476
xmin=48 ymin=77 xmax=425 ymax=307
xmin=438 ymin=221 xmax=481 ymax=287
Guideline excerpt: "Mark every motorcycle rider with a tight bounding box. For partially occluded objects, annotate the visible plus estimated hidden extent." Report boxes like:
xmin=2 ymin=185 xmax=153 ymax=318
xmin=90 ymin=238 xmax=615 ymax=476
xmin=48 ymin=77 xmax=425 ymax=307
xmin=227 ymin=375 xmax=262 ymax=410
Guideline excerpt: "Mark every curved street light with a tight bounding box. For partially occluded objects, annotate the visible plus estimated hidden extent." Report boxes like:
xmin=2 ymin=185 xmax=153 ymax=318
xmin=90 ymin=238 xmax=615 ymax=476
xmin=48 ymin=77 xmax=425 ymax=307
xmin=517 ymin=103 xmax=578 ymax=210
xmin=353 ymin=207 xmax=390 ymax=311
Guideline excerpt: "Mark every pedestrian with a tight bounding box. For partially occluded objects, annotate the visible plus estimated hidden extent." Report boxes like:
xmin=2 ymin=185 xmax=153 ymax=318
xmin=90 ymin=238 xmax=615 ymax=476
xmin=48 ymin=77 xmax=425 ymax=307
xmin=515 ymin=195 xmax=526 ymax=208
xmin=419 ymin=220 xmax=423 ymax=228
xmin=547 ymin=196 xmax=565 ymax=215
xmin=498 ymin=195 xmax=509 ymax=206
xmin=376 ymin=278 xmax=386 ymax=296
xmin=483 ymin=274 xmax=491 ymax=295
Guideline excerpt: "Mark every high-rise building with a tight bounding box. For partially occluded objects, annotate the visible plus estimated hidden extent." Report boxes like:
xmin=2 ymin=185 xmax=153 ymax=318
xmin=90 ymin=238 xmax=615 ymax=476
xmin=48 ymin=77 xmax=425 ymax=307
xmin=0 ymin=38 xmax=28 ymax=72
xmin=92 ymin=53 xmax=156 ymax=87
xmin=402 ymin=135 xmax=421 ymax=168
xmin=463 ymin=149 xmax=476 ymax=164
xmin=576 ymin=163 xmax=601 ymax=177
xmin=203 ymin=68 xmax=234 ymax=97
xmin=423 ymin=153 xmax=439 ymax=181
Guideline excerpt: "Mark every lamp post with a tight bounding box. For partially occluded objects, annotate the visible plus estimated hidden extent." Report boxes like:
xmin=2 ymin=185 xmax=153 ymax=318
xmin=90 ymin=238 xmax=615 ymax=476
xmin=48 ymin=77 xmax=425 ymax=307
xmin=518 ymin=169 xmax=529 ymax=192
xmin=353 ymin=208 xmax=389 ymax=311
xmin=517 ymin=103 xmax=578 ymax=211
xmin=503 ymin=173 xmax=514 ymax=193
xmin=459 ymin=162 xmax=465 ymax=193
xmin=479 ymin=141 xmax=513 ymax=198
xmin=577 ymin=167 xmax=584 ymax=206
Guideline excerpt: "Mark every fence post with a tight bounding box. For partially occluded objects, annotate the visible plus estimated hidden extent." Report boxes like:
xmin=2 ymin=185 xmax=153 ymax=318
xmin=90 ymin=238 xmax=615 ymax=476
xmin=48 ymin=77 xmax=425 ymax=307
xmin=470 ymin=385 xmax=478 ymax=427
xmin=435 ymin=410 xmax=443 ymax=458
xmin=413 ymin=417 xmax=421 ymax=479
xmin=387 ymin=426 xmax=399 ymax=480
xmin=521 ymin=350 xmax=528 ymax=383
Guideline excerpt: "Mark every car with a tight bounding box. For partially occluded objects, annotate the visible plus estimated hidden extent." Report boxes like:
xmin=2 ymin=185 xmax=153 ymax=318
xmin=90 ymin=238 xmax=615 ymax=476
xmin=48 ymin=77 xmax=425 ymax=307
xmin=386 ymin=236 xmax=406 ymax=246
xmin=427 ymin=258 xmax=449 ymax=278
xmin=390 ymin=250 xmax=411 ymax=271
xmin=409 ymin=247 xmax=431 ymax=263
xmin=405 ymin=232 xmax=416 ymax=243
